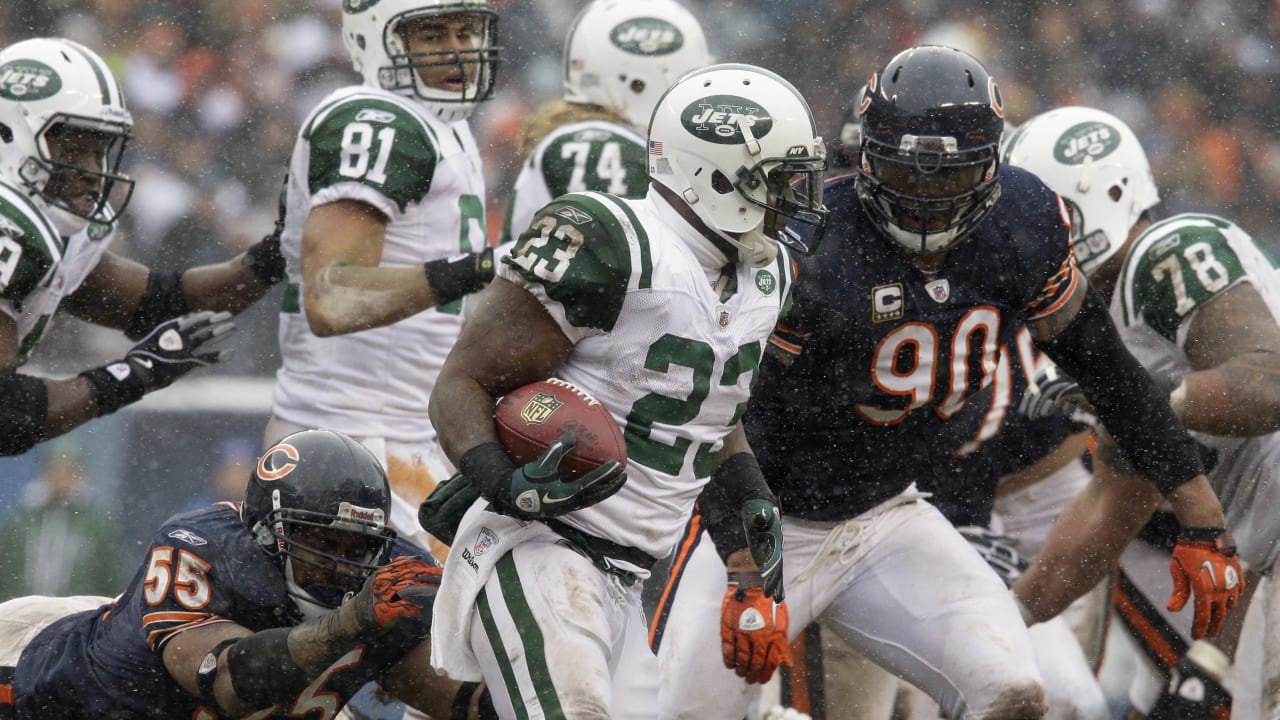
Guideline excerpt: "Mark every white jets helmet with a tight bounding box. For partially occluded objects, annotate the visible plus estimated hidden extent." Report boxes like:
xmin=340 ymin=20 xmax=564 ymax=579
xmin=648 ymin=64 xmax=829 ymax=265
xmin=1001 ymin=106 xmax=1160 ymax=276
xmin=563 ymin=0 xmax=712 ymax=132
xmin=341 ymin=0 xmax=500 ymax=123
xmin=0 ymin=37 xmax=134 ymax=236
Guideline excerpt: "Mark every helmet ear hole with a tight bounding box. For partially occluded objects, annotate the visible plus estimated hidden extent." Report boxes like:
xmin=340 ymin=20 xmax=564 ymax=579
xmin=0 ymin=124 xmax=11 ymax=144
xmin=1109 ymin=183 xmax=1124 ymax=202
xmin=629 ymin=79 xmax=646 ymax=95
xmin=711 ymin=170 xmax=734 ymax=194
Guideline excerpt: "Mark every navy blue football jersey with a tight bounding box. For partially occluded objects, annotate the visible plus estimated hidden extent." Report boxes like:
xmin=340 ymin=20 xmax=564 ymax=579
xmin=13 ymin=503 xmax=432 ymax=720
xmin=920 ymin=326 xmax=1083 ymax=527
xmin=747 ymin=166 xmax=1079 ymax=520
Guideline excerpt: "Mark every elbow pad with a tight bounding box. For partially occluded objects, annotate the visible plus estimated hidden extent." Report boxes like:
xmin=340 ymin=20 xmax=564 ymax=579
xmin=1036 ymin=286 xmax=1202 ymax=492
xmin=0 ymin=372 xmax=49 ymax=456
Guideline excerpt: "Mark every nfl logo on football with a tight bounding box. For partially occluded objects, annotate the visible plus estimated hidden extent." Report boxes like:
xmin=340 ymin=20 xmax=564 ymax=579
xmin=521 ymin=392 xmax=564 ymax=425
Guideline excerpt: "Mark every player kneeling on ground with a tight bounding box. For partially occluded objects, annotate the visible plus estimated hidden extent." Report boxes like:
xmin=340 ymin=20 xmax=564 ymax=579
xmin=0 ymin=429 xmax=496 ymax=720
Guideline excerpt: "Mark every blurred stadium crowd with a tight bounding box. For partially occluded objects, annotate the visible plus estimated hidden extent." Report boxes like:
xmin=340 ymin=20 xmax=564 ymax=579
xmin=2 ymin=0 xmax=1277 ymax=379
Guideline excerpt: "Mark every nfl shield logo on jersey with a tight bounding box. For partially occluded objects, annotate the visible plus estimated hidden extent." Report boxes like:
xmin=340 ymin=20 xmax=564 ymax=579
xmin=716 ymin=305 xmax=732 ymax=327
xmin=926 ymin=279 xmax=951 ymax=303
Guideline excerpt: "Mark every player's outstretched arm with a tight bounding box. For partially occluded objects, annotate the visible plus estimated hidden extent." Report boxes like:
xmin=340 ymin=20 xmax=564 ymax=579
xmin=300 ymin=199 xmax=493 ymax=337
xmin=161 ymin=557 xmax=439 ymax=716
xmin=0 ymin=310 xmax=235 ymax=456
xmin=59 ymin=233 xmax=283 ymax=341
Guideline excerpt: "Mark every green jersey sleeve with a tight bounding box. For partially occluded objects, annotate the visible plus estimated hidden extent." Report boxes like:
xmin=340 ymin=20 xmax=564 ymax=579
xmin=1120 ymin=214 xmax=1253 ymax=341
xmin=303 ymin=97 xmax=439 ymax=213
xmin=0 ymin=195 xmax=62 ymax=305
xmin=537 ymin=126 xmax=648 ymax=201
xmin=500 ymin=193 xmax=644 ymax=333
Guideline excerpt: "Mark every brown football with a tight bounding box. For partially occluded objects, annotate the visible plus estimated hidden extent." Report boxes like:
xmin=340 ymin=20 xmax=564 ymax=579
xmin=494 ymin=378 xmax=627 ymax=479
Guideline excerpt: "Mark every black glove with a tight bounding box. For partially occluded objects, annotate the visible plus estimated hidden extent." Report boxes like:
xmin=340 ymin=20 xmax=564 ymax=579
xmin=742 ymin=498 xmax=785 ymax=602
xmin=243 ymin=228 xmax=286 ymax=285
xmin=424 ymin=247 xmax=495 ymax=306
xmin=242 ymin=173 xmax=289 ymax=285
xmin=81 ymin=311 xmax=236 ymax=415
xmin=958 ymin=526 xmax=1028 ymax=588
xmin=1018 ymin=363 xmax=1093 ymax=421
xmin=460 ymin=437 xmax=627 ymax=520
xmin=1149 ymin=642 xmax=1232 ymax=720
xmin=418 ymin=473 xmax=483 ymax=546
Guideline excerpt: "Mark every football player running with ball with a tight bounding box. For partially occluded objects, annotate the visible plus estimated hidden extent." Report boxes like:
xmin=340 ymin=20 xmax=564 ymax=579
xmin=0 ymin=38 xmax=284 ymax=458
xmin=424 ymin=64 xmax=829 ymax=718
xmin=264 ymin=0 xmax=501 ymax=559
xmin=1005 ymin=106 xmax=1280 ymax=720
xmin=496 ymin=0 xmax=711 ymax=252
xmin=657 ymin=45 xmax=1239 ymax=720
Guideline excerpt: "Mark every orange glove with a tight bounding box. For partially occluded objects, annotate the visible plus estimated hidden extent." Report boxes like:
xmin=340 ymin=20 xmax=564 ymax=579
xmin=352 ymin=556 xmax=443 ymax=633
xmin=1167 ymin=527 xmax=1243 ymax=639
xmin=721 ymin=574 xmax=791 ymax=684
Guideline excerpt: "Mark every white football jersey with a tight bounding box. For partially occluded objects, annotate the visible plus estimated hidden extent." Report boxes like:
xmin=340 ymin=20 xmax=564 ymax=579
xmin=0 ymin=178 xmax=113 ymax=366
xmin=498 ymin=189 xmax=795 ymax=563
xmin=271 ymin=86 xmax=487 ymax=444
xmin=1114 ymin=213 xmax=1280 ymax=568
xmin=498 ymin=119 xmax=647 ymax=254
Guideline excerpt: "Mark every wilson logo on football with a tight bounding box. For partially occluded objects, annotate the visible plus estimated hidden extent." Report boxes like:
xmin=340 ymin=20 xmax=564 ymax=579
xmin=610 ymin=18 xmax=684 ymax=56
xmin=0 ymin=61 xmax=61 ymax=101
xmin=257 ymin=442 xmax=300 ymax=480
xmin=682 ymin=95 xmax=773 ymax=144
xmin=520 ymin=392 xmax=565 ymax=425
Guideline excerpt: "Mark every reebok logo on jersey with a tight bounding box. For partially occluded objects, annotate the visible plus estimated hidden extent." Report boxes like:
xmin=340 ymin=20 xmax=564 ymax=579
xmin=556 ymin=206 xmax=592 ymax=225
xmin=871 ymin=283 xmax=904 ymax=322
xmin=355 ymin=109 xmax=396 ymax=124
xmin=738 ymin=608 xmax=766 ymax=631
xmin=168 ymin=529 xmax=208 ymax=546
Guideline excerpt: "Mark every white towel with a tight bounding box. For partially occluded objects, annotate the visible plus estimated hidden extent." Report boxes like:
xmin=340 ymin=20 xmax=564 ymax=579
xmin=429 ymin=500 xmax=556 ymax=680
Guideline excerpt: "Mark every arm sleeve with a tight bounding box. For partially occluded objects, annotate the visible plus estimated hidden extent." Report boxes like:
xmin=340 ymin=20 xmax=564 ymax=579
xmin=1035 ymin=285 xmax=1203 ymax=493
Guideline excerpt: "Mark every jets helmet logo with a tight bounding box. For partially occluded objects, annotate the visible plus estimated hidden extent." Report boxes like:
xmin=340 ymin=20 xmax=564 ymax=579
xmin=0 ymin=60 xmax=61 ymax=101
xmin=520 ymin=392 xmax=564 ymax=425
xmin=610 ymin=18 xmax=684 ymax=56
xmin=682 ymin=95 xmax=774 ymax=145
xmin=1053 ymin=121 xmax=1121 ymax=165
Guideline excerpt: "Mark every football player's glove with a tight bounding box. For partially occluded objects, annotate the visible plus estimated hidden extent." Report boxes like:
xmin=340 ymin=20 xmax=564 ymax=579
xmin=742 ymin=497 xmax=785 ymax=601
xmin=460 ymin=438 xmax=627 ymax=520
xmin=81 ymin=310 xmax=236 ymax=415
xmin=1018 ymin=364 xmax=1093 ymax=421
xmin=721 ymin=572 xmax=791 ymax=685
xmin=1168 ymin=527 xmax=1243 ymax=639
xmin=958 ymin=526 xmax=1028 ymax=588
xmin=1149 ymin=641 xmax=1232 ymax=720
xmin=349 ymin=556 xmax=442 ymax=636
xmin=424 ymin=247 xmax=495 ymax=307
xmin=243 ymin=174 xmax=289 ymax=285
xmin=418 ymin=472 xmax=482 ymax=546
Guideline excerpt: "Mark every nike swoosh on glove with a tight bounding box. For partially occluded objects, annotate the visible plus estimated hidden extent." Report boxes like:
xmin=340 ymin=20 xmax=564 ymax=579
xmin=721 ymin=573 xmax=791 ymax=685
xmin=1168 ymin=527 xmax=1243 ymax=639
